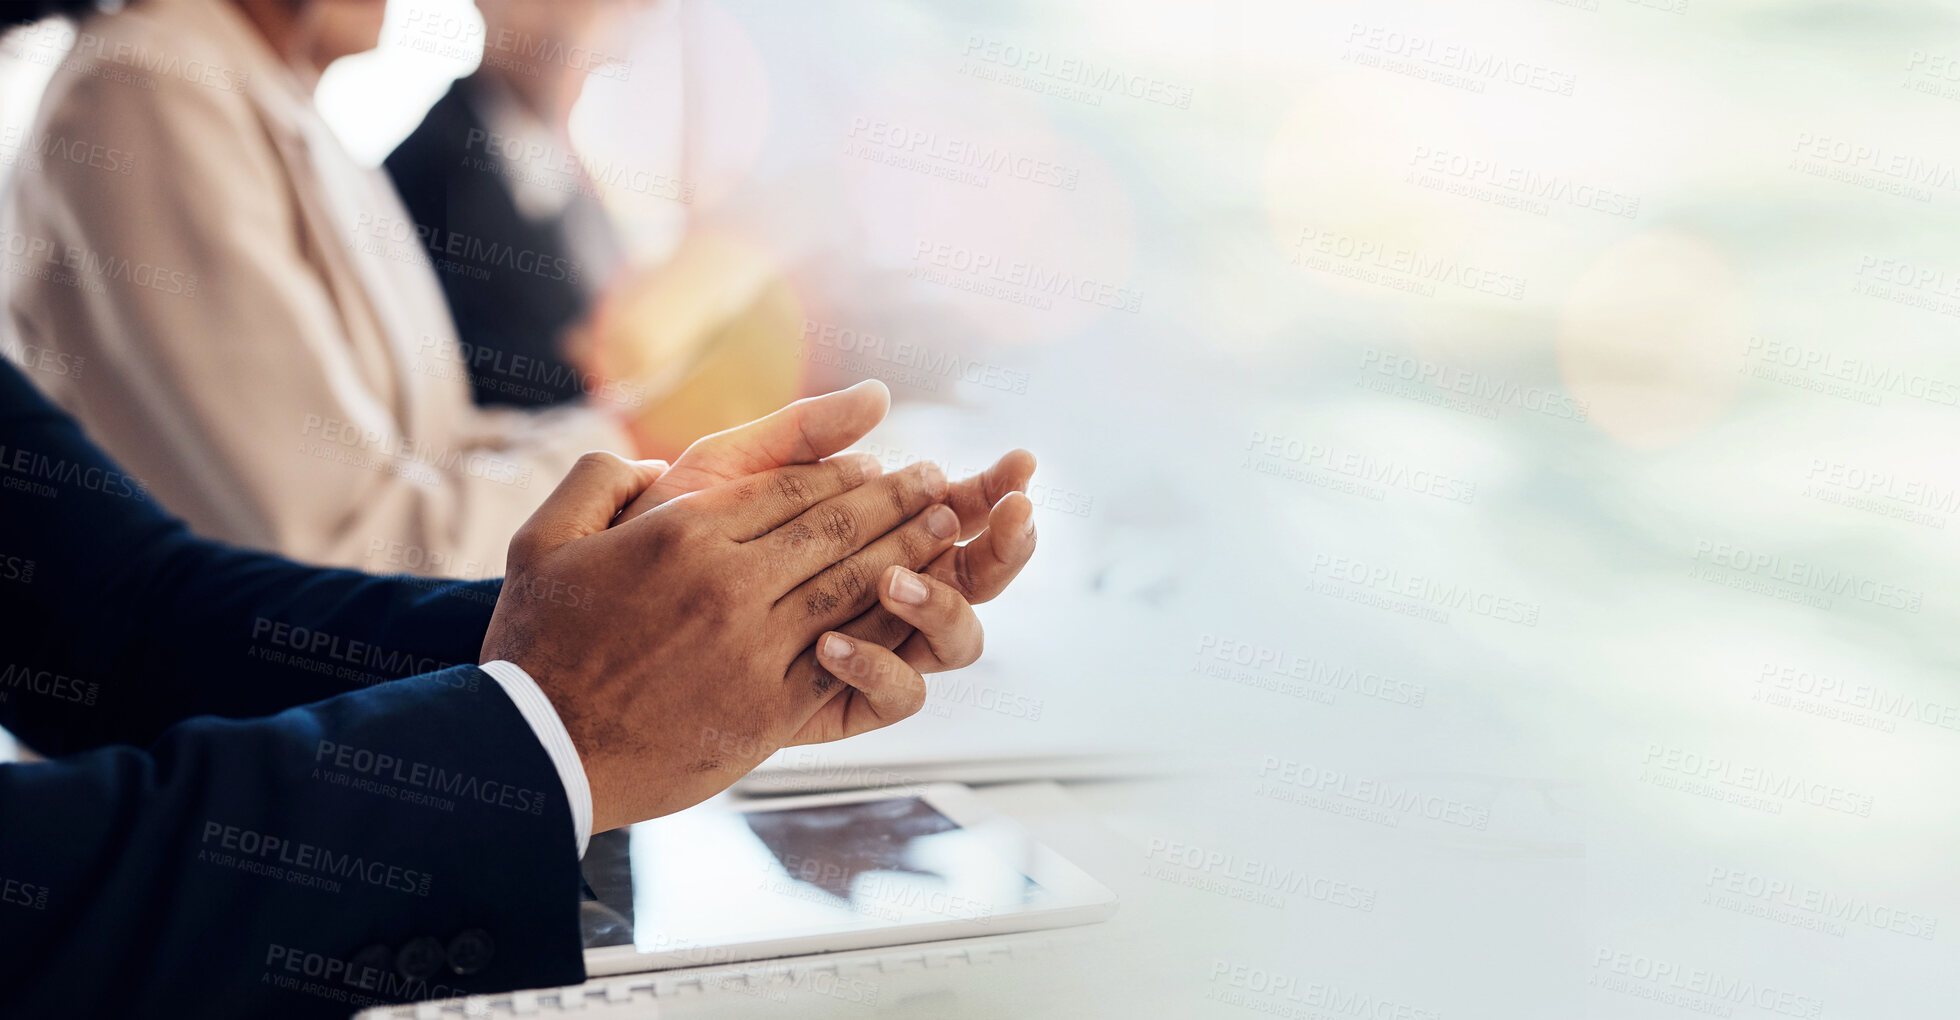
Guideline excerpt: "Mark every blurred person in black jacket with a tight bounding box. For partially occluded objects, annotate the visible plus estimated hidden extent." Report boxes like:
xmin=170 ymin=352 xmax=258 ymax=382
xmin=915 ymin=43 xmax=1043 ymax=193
xmin=386 ymin=0 xmax=647 ymax=411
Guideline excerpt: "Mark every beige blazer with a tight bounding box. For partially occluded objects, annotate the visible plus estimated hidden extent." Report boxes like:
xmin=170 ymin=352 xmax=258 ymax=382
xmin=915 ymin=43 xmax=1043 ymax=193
xmin=2 ymin=0 xmax=631 ymax=578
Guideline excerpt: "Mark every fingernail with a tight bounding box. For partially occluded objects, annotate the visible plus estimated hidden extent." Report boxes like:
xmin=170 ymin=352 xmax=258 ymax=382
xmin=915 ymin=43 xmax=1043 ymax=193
xmin=842 ymin=452 xmax=883 ymax=478
xmin=890 ymin=568 xmax=929 ymax=604
xmin=921 ymin=461 xmax=948 ymax=500
xmin=925 ymin=504 xmax=958 ymax=539
xmin=1023 ymin=514 xmax=1037 ymax=540
xmin=822 ymin=633 xmax=854 ymax=660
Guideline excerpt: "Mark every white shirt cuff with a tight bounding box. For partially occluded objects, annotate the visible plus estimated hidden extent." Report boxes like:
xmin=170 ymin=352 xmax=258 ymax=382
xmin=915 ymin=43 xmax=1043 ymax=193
xmin=479 ymin=659 xmax=593 ymax=859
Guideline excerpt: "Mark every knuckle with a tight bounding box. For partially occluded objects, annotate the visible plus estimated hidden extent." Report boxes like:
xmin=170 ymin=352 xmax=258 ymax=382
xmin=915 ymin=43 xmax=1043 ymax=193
xmin=647 ymin=505 xmax=697 ymax=545
xmin=506 ymin=525 xmax=540 ymax=567
xmin=804 ymin=559 xmax=871 ymax=619
xmin=803 ymin=584 xmax=845 ymax=618
xmin=816 ymin=503 xmax=858 ymax=547
xmin=952 ymin=555 xmax=984 ymax=597
xmin=900 ymin=520 xmax=939 ymax=564
xmin=574 ymin=449 xmax=623 ymax=474
xmin=773 ymin=471 xmax=813 ymax=506
xmin=860 ymin=608 xmax=912 ymax=646
xmin=832 ymin=557 xmax=873 ymax=604
xmin=776 ymin=519 xmax=816 ymax=549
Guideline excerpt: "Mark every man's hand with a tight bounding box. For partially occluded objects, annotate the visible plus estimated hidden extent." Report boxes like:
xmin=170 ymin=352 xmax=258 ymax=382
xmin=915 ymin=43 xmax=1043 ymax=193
xmin=616 ymin=380 xmax=1035 ymax=542
xmin=480 ymin=450 xmax=965 ymax=832
xmin=613 ymin=380 xmax=1041 ymax=678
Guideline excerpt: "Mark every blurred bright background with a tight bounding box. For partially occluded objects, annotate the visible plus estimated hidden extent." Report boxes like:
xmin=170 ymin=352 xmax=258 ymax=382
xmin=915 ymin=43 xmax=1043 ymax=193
xmin=5 ymin=0 xmax=1957 ymax=1014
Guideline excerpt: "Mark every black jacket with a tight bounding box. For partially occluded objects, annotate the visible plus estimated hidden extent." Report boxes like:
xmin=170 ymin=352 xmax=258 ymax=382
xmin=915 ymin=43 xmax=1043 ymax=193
xmin=0 ymin=360 xmax=586 ymax=1016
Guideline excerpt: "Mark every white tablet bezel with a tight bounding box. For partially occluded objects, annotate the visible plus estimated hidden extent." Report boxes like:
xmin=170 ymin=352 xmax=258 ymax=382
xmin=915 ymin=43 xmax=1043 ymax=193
xmin=583 ymin=782 xmax=1117 ymax=976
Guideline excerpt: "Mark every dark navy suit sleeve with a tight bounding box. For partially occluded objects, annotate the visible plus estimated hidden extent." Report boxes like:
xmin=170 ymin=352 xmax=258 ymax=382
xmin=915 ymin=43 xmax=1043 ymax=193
xmin=0 ymin=359 xmax=501 ymax=756
xmin=0 ymin=669 xmax=587 ymax=1017
xmin=0 ymin=361 xmax=587 ymax=1014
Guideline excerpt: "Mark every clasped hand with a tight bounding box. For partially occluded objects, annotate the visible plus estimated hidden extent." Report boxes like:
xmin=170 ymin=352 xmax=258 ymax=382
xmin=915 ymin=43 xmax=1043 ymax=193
xmin=481 ymin=382 xmax=1037 ymax=833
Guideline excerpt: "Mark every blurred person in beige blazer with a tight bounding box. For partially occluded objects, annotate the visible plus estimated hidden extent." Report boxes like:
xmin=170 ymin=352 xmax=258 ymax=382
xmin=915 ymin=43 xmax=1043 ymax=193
xmin=1 ymin=0 xmax=640 ymax=578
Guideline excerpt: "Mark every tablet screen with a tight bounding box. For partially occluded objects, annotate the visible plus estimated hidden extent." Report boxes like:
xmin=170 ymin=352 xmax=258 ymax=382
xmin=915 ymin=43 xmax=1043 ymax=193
xmin=610 ymin=796 xmax=1051 ymax=957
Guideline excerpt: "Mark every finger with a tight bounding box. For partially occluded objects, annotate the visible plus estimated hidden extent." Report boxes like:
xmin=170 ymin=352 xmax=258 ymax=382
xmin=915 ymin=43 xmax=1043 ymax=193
xmin=775 ymin=502 xmax=960 ymax=632
xmin=681 ymin=453 xmax=884 ymax=540
xmin=654 ymin=379 xmax=891 ymax=496
xmin=877 ymin=566 xmax=984 ymax=672
xmin=924 ymin=490 xmax=1037 ymax=605
xmin=513 ymin=451 xmax=665 ymax=557
xmin=756 ymin=461 xmax=948 ymax=588
xmin=785 ymin=490 xmax=1036 ymax=678
xmin=786 ymin=632 xmax=928 ymax=745
xmin=945 ymin=449 xmax=1035 ymax=540
xmin=606 ymin=460 xmax=668 ymax=527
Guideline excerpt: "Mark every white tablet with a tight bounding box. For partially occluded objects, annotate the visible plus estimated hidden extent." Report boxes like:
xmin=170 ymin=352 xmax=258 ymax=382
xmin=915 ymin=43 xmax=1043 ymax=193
xmin=582 ymin=783 xmax=1117 ymax=976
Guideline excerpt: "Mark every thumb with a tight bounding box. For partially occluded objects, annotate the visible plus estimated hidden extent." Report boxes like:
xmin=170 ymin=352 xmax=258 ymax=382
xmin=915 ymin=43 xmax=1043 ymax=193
xmin=513 ymin=452 xmax=666 ymax=557
xmin=662 ymin=379 xmax=891 ymax=493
